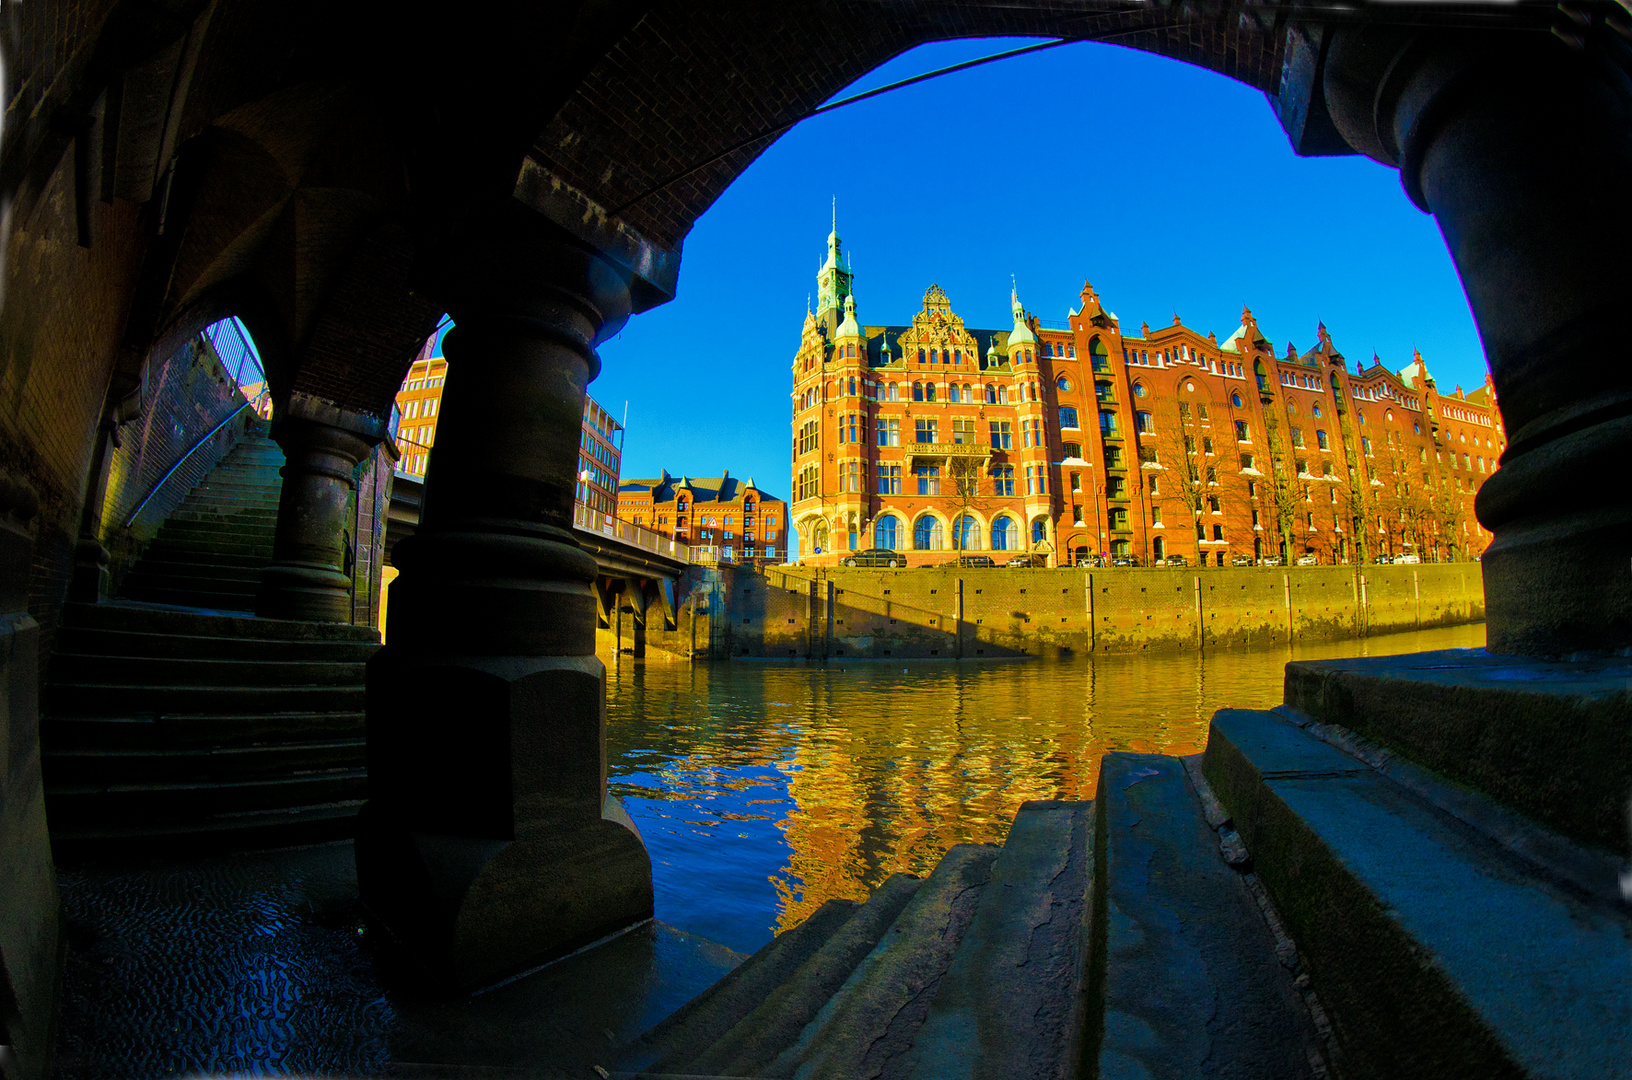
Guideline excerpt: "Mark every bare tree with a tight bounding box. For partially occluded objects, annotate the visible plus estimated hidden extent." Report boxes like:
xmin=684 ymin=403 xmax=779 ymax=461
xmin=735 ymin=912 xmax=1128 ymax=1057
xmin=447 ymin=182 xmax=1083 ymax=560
xmin=1141 ymin=406 xmax=1206 ymax=564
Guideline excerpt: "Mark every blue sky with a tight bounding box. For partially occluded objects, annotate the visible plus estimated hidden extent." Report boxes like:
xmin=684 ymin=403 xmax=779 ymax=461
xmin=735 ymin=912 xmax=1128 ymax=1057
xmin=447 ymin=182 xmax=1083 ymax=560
xmin=590 ymin=36 xmax=1487 ymax=506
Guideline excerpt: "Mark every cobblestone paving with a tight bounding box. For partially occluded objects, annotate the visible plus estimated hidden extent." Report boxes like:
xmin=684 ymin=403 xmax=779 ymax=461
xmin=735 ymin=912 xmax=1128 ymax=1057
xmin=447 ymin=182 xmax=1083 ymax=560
xmin=53 ymin=842 xmax=739 ymax=1079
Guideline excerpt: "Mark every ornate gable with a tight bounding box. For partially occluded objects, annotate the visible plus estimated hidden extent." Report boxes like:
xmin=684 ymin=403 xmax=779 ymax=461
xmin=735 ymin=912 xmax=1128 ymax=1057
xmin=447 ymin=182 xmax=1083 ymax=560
xmin=896 ymin=283 xmax=978 ymax=359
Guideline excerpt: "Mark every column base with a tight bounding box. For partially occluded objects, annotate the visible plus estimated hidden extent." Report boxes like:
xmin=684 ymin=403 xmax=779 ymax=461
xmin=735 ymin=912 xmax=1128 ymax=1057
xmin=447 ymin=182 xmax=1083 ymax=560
xmin=355 ymin=797 xmax=653 ymax=991
xmin=256 ymin=562 xmax=354 ymax=622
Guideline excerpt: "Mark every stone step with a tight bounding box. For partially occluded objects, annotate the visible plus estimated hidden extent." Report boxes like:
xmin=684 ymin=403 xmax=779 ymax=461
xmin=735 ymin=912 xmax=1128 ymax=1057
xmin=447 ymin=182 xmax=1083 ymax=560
xmin=61 ymin=602 xmax=379 ymax=642
xmin=44 ymin=681 xmax=365 ymax=717
xmin=622 ymin=898 xmax=863 ymax=1074
xmin=137 ymin=539 xmax=272 ymax=560
xmin=116 ymin=585 xmax=258 ymax=612
xmin=1202 ymin=708 xmax=1632 ymax=1080
xmin=639 ymin=874 xmax=924 ymax=1078
xmin=54 ymin=626 xmax=378 ymax=662
xmin=155 ymin=519 xmax=277 ymax=540
xmin=121 ymin=570 xmax=259 ymax=593
xmin=1092 ymin=752 xmax=1327 ymax=1079
xmin=766 ymin=843 xmax=1000 ymax=1080
xmin=47 ymin=798 xmax=362 ymax=859
xmin=44 ymin=711 xmax=366 ymax=749
xmin=904 ymin=800 xmax=1093 ymax=1080
xmin=1281 ymin=648 xmax=1632 ymax=852
xmin=44 ymin=768 xmax=368 ymax=824
xmin=169 ymin=507 xmax=279 ymax=522
xmin=119 ymin=558 xmax=266 ymax=579
xmin=42 ymin=738 xmax=366 ymax=783
xmin=48 ymin=653 xmax=365 ymax=688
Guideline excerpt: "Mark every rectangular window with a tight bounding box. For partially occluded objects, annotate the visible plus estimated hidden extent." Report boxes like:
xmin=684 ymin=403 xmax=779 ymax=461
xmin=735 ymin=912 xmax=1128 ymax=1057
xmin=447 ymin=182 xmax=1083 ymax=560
xmin=993 ymin=465 xmax=1015 ymax=496
xmin=1136 ymin=411 xmax=1154 ymax=434
xmin=1362 ymin=436 xmax=1374 ymax=456
xmin=1110 ymin=508 xmax=1129 ymax=530
xmin=1098 ymin=410 xmax=1116 ymax=434
xmin=1072 ymin=503 xmax=1085 ymax=525
xmin=990 ymin=420 xmax=1012 ymax=449
xmin=1235 ymin=420 xmax=1250 ymax=441
xmin=1317 ymin=429 xmax=1330 ymax=449
xmin=915 ymin=465 xmax=941 ymax=496
xmin=1203 ymin=437 xmax=1214 ymax=455
xmin=1179 ymin=401 xmax=1192 ymax=420
xmin=953 ymin=418 xmax=976 ymax=444
xmin=1061 ymin=406 xmax=1081 ymax=429
xmin=1151 ymin=506 xmax=1162 ymax=526
xmin=915 ymin=418 xmax=938 ymax=444
xmin=1107 ymin=476 xmax=1125 ymax=499
xmin=877 ymin=418 xmax=900 ymax=447
xmin=1291 ymin=428 xmax=1305 ymax=448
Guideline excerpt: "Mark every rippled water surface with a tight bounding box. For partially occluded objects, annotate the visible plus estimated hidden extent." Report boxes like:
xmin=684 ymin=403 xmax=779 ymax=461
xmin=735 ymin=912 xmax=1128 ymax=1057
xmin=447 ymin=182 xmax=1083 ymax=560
xmin=606 ymin=623 xmax=1486 ymax=954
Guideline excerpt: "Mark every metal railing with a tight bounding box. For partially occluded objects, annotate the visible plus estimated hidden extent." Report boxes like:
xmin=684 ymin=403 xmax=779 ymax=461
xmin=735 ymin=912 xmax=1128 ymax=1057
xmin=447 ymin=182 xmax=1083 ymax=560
xmin=122 ymin=320 xmax=271 ymax=528
xmin=573 ymin=502 xmax=691 ymax=561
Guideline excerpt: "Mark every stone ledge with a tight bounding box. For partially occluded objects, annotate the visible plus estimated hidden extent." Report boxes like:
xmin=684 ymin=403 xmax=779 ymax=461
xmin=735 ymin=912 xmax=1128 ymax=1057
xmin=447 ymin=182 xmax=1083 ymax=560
xmin=1203 ymin=708 xmax=1632 ymax=1080
xmin=1283 ymin=647 xmax=1632 ymax=850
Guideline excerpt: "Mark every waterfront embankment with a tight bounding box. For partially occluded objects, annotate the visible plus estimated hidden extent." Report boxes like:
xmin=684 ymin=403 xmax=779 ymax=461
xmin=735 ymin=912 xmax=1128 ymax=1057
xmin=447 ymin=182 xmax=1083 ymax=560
xmin=623 ymin=561 xmax=1484 ymax=659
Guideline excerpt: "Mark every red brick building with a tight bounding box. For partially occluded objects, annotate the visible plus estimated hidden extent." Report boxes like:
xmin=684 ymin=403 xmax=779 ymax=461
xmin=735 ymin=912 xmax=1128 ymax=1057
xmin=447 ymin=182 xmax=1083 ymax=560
xmin=791 ymin=224 xmax=1501 ymax=568
xmin=576 ymin=397 xmax=623 ymax=516
xmin=618 ymin=471 xmax=789 ymax=563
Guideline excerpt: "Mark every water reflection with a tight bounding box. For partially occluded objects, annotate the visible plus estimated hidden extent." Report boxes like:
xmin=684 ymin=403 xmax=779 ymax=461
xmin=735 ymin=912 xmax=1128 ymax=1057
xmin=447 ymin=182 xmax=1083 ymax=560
xmin=605 ymin=623 xmax=1485 ymax=954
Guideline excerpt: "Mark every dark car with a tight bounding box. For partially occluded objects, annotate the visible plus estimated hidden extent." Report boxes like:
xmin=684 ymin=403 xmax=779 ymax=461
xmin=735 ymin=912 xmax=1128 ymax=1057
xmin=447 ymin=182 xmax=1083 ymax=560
xmin=1005 ymin=554 xmax=1038 ymax=568
xmin=1162 ymin=554 xmax=1189 ymax=567
xmin=842 ymin=548 xmax=905 ymax=568
xmin=941 ymin=554 xmax=996 ymax=569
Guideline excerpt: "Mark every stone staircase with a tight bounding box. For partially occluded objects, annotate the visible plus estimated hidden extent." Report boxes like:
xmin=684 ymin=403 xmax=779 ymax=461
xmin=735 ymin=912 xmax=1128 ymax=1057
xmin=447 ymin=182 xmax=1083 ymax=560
xmin=40 ymin=432 xmax=380 ymax=856
xmin=117 ymin=432 xmax=283 ymax=610
xmin=617 ymin=699 xmax=1631 ymax=1079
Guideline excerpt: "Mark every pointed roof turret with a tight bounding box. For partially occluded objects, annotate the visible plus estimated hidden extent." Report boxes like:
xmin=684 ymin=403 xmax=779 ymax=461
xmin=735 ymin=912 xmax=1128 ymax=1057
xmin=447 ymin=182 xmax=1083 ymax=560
xmin=836 ymin=293 xmax=861 ymax=338
xmin=1007 ymin=284 xmax=1036 ymax=346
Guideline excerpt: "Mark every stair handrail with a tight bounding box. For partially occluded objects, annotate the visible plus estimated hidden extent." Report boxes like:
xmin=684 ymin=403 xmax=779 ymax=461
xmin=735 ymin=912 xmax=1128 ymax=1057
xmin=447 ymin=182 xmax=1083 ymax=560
xmin=122 ymin=394 xmax=265 ymax=528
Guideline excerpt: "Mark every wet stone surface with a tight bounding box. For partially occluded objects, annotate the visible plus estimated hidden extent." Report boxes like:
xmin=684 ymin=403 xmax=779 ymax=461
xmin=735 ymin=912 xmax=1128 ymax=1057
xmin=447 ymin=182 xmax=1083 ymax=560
xmin=53 ymin=841 xmax=740 ymax=1079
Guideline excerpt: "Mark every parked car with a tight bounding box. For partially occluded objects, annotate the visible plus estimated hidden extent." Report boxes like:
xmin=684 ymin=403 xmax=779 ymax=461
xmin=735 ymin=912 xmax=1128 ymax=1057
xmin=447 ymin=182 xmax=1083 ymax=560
xmin=1258 ymin=556 xmax=1285 ymax=567
xmin=1295 ymin=554 xmax=1318 ymax=566
xmin=1396 ymin=553 xmax=1421 ymax=564
xmin=1075 ymin=554 xmax=1106 ymax=568
xmin=1005 ymin=555 xmax=1038 ymax=568
xmin=843 ymin=548 xmax=904 ymax=568
xmin=1110 ymin=555 xmax=1141 ymax=567
xmin=1162 ymin=554 xmax=1188 ymax=567
xmin=1374 ymin=554 xmax=1395 ymax=565
xmin=1231 ymin=555 xmax=1255 ymax=566
xmin=941 ymin=554 xmax=996 ymax=569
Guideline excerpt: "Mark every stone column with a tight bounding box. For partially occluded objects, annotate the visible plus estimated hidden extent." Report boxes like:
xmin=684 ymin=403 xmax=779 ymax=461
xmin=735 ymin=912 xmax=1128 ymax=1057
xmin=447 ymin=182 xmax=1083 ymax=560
xmin=1323 ymin=26 xmax=1632 ymax=656
xmin=68 ymin=373 xmax=141 ymax=603
xmin=356 ymin=210 xmax=652 ymax=990
xmin=256 ymin=397 xmax=382 ymax=623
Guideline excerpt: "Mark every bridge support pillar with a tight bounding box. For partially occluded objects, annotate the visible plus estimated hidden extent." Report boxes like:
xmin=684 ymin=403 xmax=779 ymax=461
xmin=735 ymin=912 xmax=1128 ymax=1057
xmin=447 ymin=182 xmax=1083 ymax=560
xmin=257 ymin=398 xmax=381 ymax=622
xmin=357 ymin=207 xmax=652 ymax=990
xmin=1323 ymin=26 xmax=1632 ymax=656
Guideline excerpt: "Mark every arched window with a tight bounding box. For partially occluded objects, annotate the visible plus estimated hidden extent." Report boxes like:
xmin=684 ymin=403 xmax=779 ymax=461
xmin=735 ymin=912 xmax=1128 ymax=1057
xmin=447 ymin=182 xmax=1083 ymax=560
xmin=954 ymin=515 xmax=979 ymax=550
xmin=1153 ymin=536 xmax=1166 ymax=561
xmin=1253 ymin=359 xmax=1268 ymax=391
xmin=925 ymin=383 xmax=937 ymax=402
xmin=1089 ymin=338 xmax=1109 ymax=370
xmin=985 ymin=384 xmax=997 ymax=404
xmin=812 ymin=520 xmax=829 ymax=553
xmin=914 ymin=516 xmax=943 ymax=551
xmin=991 ymin=517 xmax=1014 ymax=551
xmin=847 ymin=377 xmax=855 ymax=395
xmin=875 ymin=514 xmax=899 ymax=550
xmin=913 ymin=383 xmax=924 ymax=401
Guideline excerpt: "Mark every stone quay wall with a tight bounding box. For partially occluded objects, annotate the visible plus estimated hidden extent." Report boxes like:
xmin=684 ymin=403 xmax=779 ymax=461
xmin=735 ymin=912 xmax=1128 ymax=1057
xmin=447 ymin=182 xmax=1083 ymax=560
xmin=639 ymin=562 xmax=1485 ymax=660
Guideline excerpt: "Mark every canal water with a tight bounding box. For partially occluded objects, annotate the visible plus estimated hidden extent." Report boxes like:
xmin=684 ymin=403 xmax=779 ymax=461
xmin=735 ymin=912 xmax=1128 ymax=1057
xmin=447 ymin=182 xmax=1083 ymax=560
xmin=604 ymin=623 xmax=1486 ymax=956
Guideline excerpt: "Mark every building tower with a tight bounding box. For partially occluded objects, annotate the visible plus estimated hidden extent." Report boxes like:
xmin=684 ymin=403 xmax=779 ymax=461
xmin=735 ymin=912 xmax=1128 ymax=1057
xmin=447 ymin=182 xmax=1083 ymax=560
xmin=815 ymin=203 xmax=853 ymax=331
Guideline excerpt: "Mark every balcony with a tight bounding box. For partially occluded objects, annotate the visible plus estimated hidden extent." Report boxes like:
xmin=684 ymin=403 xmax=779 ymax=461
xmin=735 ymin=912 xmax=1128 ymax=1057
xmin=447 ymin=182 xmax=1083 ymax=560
xmin=907 ymin=441 xmax=992 ymax=466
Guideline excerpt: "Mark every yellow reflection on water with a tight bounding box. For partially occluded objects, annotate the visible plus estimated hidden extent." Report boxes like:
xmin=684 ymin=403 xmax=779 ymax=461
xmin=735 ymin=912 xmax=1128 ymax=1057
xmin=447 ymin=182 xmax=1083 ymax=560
xmin=605 ymin=623 xmax=1486 ymax=951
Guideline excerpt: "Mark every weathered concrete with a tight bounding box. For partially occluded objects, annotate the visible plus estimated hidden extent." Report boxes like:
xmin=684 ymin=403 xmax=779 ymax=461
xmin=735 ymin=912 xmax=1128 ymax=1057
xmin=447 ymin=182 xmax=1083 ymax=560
xmin=1091 ymin=753 xmax=1323 ymax=1079
xmin=1283 ymin=648 xmax=1632 ymax=852
xmin=623 ymin=896 xmax=859 ymax=1074
xmin=715 ymin=564 xmax=1483 ymax=660
xmin=652 ymin=873 xmax=923 ymax=1079
xmin=1203 ymin=709 xmax=1632 ymax=1080
xmin=771 ymin=844 xmax=998 ymax=1080
xmin=905 ymin=800 xmax=1093 ymax=1080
